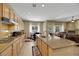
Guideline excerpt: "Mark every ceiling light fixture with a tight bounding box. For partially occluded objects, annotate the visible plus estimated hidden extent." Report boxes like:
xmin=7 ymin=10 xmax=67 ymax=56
xmin=32 ymin=3 xmax=36 ymax=8
xmin=42 ymin=4 xmax=45 ymax=7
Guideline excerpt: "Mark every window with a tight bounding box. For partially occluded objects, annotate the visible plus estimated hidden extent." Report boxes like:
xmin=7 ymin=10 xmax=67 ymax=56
xmin=30 ymin=23 xmax=40 ymax=33
xmin=55 ymin=24 xmax=64 ymax=33
xmin=32 ymin=25 xmax=38 ymax=33
xmin=55 ymin=26 xmax=60 ymax=32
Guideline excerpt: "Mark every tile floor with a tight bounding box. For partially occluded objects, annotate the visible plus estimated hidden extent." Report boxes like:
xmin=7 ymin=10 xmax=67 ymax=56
xmin=20 ymin=40 xmax=35 ymax=56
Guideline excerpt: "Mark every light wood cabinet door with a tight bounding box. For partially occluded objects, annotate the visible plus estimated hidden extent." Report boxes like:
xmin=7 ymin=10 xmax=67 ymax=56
xmin=0 ymin=4 xmax=2 ymax=29
xmin=0 ymin=4 xmax=9 ymax=30
xmin=0 ymin=3 xmax=2 ymax=19
xmin=19 ymin=34 xmax=25 ymax=51
xmin=36 ymin=37 xmax=38 ymax=46
xmin=13 ymin=40 xmax=20 ymax=56
xmin=3 ymin=4 xmax=10 ymax=18
xmin=48 ymin=47 xmax=53 ymax=56
xmin=10 ymin=10 xmax=14 ymax=19
xmin=36 ymin=37 xmax=40 ymax=47
xmin=0 ymin=45 xmax=12 ymax=56
xmin=19 ymin=38 xmax=23 ymax=49
xmin=38 ymin=38 xmax=42 ymax=53
xmin=41 ymin=41 xmax=48 ymax=56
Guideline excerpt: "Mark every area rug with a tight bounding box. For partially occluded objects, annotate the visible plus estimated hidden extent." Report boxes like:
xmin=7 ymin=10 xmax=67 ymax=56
xmin=32 ymin=46 xmax=41 ymax=56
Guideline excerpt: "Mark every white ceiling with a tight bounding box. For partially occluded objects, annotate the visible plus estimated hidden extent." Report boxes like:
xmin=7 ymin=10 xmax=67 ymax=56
xmin=9 ymin=3 xmax=79 ymax=21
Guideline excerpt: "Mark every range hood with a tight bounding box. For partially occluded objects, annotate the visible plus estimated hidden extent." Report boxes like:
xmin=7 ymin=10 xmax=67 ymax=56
xmin=1 ymin=17 xmax=18 ymax=25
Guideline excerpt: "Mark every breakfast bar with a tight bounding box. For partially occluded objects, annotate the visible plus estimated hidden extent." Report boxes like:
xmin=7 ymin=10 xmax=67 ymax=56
xmin=36 ymin=36 xmax=78 ymax=56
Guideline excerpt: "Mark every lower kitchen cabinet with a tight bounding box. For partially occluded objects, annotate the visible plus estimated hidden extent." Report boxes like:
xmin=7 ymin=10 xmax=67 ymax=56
xmin=19 ymin=35 xmax=25 ymax=50
xmin=37 ymin=38 xmax=54 ymax=56
xmin=48 ymin=47 xmax=53 ymax=56
xmin=19 ymin=38 xmax=23 ymax=49
xmin=0 ymin=34 xmax=25 ymax=56
xmin=13 ymin=34 xmax=25 ymax=56
xmin=38 ymin=38 xmax=42 ymax=53
xmin=0 ymin=45 xmax=13 ymax=56
xmin=13 ymin=39 xmax=20 ymax=56
xmin=41 ymin=41 xmax=48 ymax=56
xmin=36 ymin=37 xmax=48 ymax=56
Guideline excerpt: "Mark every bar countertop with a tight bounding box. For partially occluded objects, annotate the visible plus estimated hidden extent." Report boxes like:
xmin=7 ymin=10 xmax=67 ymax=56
xmin=38 ymin=35 xmax=78 ymax=50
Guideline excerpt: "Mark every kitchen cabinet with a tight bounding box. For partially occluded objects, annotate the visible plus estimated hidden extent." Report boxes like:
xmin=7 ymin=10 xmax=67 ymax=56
xmin=36 ymin=37 xmax=39 ymax=46
xmin=19 ymin=34 xmax=25 ymax=49
xmin=17 ymin=17 xmax=24 ymax=31
xmin=36 ymin=36 xmax=77 ymax=56
xmin=0 ymin=45 xmax=12 ymax=56
xmin=0 ymin=3 xmax=24 ymax=32
xmin=36 ymin=37 xmax=48 ymax=56
xmin=37 ymin=38 xmax=42 ymax=53
xmin=0 ymin=34 xmax=25 ymax=56
xmin=41 ymin=41 xmax=48 ymax=56
xmin=0 ymin=4 xmax=9 ymax=31
xmin=3 ymin=4 xmax=10 ymax=19
xmin=13 ymin=34 xmax=25 ymax=56
xmin=0 ymin=4 xmax=2 ymax=19
xmin=10 ymin=9 xmax=14 ymax=19
xmin=48 ymin=47 xmax=53 ymax=56
xmin=13 ymin=39 xmax=20 ymax=56
xmin=0 ymin=3 xmax=2 ymax=29
xmin=19 ymin=37 xmax=23 ymax=49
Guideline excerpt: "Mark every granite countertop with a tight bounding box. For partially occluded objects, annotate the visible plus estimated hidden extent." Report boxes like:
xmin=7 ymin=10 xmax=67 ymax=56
xmin=39 ymin=35 xmax=77 ymax=50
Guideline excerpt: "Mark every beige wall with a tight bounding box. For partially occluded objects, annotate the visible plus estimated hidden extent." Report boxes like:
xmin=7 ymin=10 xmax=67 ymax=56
xmin=46 ymin=21 xmax=66 ymax=32
xmin=23 ymin=21 xmax=30 ymax=37
xmin=75 ymin=20 xmax=79 ymax=34
xmin=42 ymin=20 xmax=66 ymax=37
xmin=65 ymin=22 xmax=75 ymax=31
xmin=23 ymin=19 xmax=79 ymax=37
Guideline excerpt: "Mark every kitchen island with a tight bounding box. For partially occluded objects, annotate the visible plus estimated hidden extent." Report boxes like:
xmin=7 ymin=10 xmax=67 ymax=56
xmin=36 ymin=35 xmax=78 ymax=56
xmin=0 ymin=34 xmax=25 ymax=56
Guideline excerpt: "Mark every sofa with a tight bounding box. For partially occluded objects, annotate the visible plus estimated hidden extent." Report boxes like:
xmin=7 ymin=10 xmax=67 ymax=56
xmin=56 ymin=31 xmax=79 ymax=43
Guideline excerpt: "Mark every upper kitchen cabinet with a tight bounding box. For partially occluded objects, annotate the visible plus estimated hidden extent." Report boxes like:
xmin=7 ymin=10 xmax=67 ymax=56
xmin=9 ymin=9 xmax=15 ymax=19
xmin=17 ymin=17 xmax=24 ymax=31
xmin=0 ymin=4 xmax=2 ymax=29
xmin=3 ymin=4 xmax=10 ymax=19
xmin=0 ymin=4 xmax=8 ymax=30
xmin=0 ymin=3 xmax=24 ymax=31
xmin=0 ymin=4 xmax=2 ymax=19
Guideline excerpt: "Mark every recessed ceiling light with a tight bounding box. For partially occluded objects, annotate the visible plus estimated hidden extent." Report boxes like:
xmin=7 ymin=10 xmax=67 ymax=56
xmin=42 ymin=4 xmax=45 ymax=7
